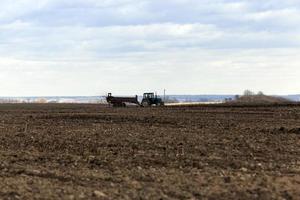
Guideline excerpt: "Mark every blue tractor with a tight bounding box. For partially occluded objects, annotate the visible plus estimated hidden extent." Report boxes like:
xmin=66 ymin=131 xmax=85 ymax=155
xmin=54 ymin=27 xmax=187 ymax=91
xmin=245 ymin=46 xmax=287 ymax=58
xmin=141 ymin=93 xmax=164 ymax=107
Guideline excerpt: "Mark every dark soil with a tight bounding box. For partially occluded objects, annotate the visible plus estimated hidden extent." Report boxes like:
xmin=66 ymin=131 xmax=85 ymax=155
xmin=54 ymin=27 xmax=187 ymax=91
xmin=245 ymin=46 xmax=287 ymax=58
xmin=0 ymin=104 xmax=299 ymax=199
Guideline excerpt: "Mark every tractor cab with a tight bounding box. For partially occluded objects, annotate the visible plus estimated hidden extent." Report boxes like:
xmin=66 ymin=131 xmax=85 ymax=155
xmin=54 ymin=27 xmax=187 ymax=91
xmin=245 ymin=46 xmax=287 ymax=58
xmin=141 ymin=92 xmax=164 ymax=107
xmin=143 ymin=93 xmax=155 ymax=99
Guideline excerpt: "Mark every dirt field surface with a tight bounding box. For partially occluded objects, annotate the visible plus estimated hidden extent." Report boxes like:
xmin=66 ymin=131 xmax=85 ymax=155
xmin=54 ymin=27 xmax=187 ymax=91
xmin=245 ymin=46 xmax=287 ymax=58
xmin=0 ymin=104 xmax=299 ymax=200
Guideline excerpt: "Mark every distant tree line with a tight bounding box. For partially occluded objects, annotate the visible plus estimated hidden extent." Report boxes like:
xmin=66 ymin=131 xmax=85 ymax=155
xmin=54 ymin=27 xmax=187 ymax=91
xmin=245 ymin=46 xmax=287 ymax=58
xmin=243 ymin=90 xmax=264 ymax=96
xmin=225 ymin=90 xmax=266 ymax=103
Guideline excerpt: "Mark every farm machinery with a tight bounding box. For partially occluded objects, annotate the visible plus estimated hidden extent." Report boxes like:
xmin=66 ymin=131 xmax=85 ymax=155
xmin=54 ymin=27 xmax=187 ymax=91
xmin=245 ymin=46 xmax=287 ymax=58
xmin=106 ymin=93 xmax=164 ymax=107
xmin=141 ymin=93 xmax=164 ymax=107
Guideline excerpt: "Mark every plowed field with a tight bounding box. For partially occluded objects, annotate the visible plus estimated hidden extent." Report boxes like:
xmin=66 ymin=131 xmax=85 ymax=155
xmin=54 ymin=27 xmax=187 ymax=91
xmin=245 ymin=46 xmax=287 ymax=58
xmin=0 ymin=104 xmax=299 ymax=199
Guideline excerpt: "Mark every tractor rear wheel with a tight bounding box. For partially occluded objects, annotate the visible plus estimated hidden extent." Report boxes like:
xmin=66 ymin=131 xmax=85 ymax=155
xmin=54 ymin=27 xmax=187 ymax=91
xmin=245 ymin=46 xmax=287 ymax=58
xmin=142 ymin=101 xmax=150 ymax=107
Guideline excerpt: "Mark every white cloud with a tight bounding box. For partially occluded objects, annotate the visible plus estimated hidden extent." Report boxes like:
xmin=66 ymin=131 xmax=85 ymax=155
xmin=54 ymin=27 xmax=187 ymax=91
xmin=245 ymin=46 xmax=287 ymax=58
xmin=0 ymin=0 xmax=299 ymax=95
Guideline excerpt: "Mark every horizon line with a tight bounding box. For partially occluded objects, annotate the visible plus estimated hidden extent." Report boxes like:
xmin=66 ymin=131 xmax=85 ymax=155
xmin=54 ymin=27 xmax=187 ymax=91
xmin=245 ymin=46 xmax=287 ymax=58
xmin=0 ymin=94 xmax=299 ymax=98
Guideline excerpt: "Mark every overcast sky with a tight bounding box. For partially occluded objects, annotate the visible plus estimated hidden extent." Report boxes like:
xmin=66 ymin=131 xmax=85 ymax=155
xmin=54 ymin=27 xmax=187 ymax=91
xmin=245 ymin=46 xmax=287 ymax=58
xmin=0 ymin=0 xmax=299 ymax=96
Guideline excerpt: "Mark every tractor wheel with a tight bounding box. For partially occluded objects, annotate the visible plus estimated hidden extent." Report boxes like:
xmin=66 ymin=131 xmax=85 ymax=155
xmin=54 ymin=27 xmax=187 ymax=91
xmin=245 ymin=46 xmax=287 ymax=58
xmin=156 ymin=102 xmax=164 ymax=106
xmin=142 ymin=101 xmax=150 ymax=107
